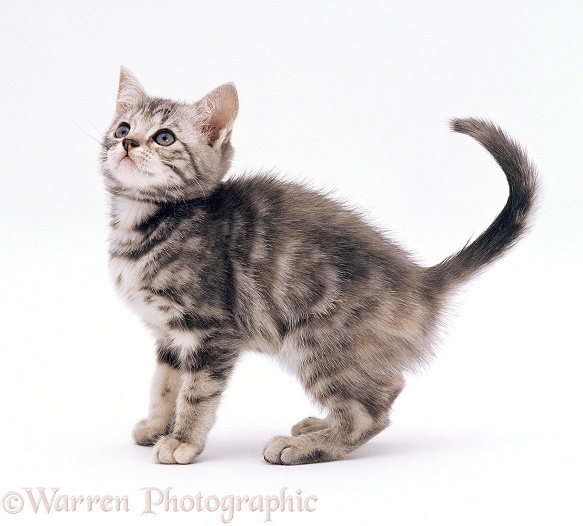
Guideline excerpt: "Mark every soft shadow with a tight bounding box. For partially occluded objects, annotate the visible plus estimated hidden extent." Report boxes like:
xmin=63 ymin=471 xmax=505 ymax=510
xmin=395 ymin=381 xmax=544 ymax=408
xmin=347 ymin=431 xmax=486 ymax=462
xmin=115 ymin=430 xmax=486 ymax=466
xmin=197 ymin=435 xmax=264 ymax=464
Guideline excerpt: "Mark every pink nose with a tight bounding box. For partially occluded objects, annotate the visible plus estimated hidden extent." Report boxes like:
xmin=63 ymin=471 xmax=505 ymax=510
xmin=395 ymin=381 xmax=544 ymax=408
xmin=123 ymin=138 xmax=140 ymax=152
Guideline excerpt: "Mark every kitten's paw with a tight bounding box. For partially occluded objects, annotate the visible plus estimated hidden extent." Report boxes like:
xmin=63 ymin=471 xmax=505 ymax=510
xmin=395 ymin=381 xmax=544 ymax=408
xmin=291 ymin=416 xmax=329 ymax=436
xmin=153 ymin=436 xmax=201 ymax=465
xmin=132 ymin=418 xmax=168 ymax=446
xmin=263 ymin=435 xmax=336 ymax=465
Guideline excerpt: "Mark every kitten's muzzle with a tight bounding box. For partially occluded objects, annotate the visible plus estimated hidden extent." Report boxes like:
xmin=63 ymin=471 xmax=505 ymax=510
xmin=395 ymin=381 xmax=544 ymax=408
xmin=123 ymin=138 xmax=140 ymax=153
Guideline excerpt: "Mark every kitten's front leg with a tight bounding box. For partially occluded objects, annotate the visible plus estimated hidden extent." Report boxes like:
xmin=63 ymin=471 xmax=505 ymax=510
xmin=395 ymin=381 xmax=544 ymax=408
xmin=153 ymin=346 xmax=237 ymax=465
xmin=133 ymin=358 xmax=180 ymax=446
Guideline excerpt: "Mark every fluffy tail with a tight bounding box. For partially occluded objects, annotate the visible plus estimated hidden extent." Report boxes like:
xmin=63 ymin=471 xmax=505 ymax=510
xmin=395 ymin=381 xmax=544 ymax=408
xmin=424 ymin=118 xmax=539 ymax=292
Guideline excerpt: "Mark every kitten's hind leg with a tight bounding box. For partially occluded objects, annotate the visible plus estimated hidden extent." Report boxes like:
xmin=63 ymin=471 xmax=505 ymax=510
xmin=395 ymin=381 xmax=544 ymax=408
xmin=264 ymin=371 xmax=404 ymax=465
xmin=133 ymin=359 xmax=180 ymax=446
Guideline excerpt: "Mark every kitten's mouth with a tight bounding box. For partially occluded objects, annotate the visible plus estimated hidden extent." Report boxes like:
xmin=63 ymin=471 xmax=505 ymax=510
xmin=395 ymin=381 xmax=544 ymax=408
xmin=115 ymin=155 xmax=140 ymax=174
xmin=120 ymin=155 xmax=136 ymax=166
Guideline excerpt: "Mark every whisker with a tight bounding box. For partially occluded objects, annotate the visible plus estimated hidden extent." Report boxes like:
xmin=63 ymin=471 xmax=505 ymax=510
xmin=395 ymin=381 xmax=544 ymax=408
xmin=68 ymin=113 xmax=102 ymax=145
xmin=193 ymin=176 xmax=207 ymax=200
xmin=83 ymin=111 xmax=106 ymax=139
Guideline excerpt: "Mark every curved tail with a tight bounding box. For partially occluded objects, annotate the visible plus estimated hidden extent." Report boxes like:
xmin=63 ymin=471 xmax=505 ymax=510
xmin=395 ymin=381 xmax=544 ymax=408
xmin=424 ymin=118 xmax=539 ymax=292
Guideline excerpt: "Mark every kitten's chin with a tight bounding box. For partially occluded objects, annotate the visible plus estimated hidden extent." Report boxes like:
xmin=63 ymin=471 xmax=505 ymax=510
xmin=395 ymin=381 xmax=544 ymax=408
xmin=106 ymin=158 xmax=183 ymax=202
xmin=104 ymin=149 xmax=204 ymax=202
xmin=107 ymin=150 xmax=158 ymax=191
xmin=112 ymin=158 xmax=144 ymax=182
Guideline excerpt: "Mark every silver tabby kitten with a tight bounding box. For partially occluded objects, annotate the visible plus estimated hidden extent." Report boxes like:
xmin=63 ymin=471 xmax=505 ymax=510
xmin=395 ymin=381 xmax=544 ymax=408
xmin=101 ymin=68 xmax=538 ymax=465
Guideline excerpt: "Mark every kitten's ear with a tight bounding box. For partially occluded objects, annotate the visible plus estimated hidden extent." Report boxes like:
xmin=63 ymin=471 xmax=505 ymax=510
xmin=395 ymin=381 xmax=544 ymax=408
xmin=116 ymin=67 xmax=147 ymax=114
xmin=195 ymin=83 xmax=239 ymax=147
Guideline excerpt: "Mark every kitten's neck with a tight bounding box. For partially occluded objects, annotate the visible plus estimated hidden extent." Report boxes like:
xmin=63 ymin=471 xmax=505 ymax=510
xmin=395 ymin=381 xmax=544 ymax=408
xmin=109 ymin=195 xmax=161 ymax=231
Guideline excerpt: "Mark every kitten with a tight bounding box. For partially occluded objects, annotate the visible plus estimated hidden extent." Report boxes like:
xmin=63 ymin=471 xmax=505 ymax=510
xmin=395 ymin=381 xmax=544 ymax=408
xmin=101 ymin=67 xmax=538 ymax=465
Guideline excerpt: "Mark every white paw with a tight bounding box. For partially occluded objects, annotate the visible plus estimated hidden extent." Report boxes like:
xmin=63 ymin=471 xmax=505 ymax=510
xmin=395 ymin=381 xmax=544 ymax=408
xmin=263 ymin=435 xmax=333 ymax=465
xmin=153 ymin=436 xmax=201 ymax=465
xmin=132 ymin=418 xmax=168 ymax=446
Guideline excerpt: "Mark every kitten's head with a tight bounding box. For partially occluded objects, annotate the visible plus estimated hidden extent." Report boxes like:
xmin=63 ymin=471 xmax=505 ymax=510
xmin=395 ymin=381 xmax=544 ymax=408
xmin=101 ymin=67 xmax=238 ymax=202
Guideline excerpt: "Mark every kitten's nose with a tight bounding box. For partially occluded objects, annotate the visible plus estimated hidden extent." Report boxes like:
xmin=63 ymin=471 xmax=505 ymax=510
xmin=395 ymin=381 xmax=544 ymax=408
xmin=123 ymin=138 xmax=140 ymax=152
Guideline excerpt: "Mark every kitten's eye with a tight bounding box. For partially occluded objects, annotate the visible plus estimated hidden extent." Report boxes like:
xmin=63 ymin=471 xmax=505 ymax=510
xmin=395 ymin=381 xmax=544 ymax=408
xmin=154 ymin=129 xmax=176 ymax=146
xmin=115 ymin=123 xmax=130 ymax=138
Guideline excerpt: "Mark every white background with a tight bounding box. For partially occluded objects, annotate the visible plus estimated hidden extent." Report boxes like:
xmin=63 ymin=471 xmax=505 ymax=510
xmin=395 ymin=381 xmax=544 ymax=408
xmin=1 ymin=1 xmax=582 ymax=524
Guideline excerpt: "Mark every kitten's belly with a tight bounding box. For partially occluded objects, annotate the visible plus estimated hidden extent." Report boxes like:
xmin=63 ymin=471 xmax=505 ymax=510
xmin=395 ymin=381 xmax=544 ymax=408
xmin=109 ymin=255 xmax=181 ymax=329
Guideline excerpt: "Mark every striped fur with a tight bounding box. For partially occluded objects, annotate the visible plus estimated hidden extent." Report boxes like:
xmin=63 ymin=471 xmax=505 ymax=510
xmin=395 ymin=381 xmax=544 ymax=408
xmin=101 ymin=68 xmax=539 ymax=465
